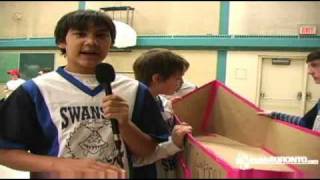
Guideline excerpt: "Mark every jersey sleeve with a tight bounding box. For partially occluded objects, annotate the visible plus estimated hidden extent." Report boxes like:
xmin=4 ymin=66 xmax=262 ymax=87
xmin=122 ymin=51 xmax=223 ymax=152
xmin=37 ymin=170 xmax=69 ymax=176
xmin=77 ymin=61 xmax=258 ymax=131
xmin=131 ymin=83 xmax=169 ymax=143
xmin=0 ymin=86 xmax=48 ymax=154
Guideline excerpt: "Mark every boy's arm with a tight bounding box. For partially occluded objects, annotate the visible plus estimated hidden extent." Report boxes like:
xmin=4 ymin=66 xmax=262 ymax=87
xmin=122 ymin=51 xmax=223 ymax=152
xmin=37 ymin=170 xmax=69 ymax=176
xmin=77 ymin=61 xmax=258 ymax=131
xmin=0 ymin=149 xmax=126 ymax=178
xmin=102 ymin=85 xmax=170 ymax=157
xmin=131 ymin=123 xmax=192 ymax=166
xmin=102 ymin=94 xmax=159 ymax=157
xmin=0 ymin=149 xmax=54 ymax=172
xmin=119 ymin=121 xmax=158 ymax=156
xmin=270 ymin=111 xmax=303 ymax=125
xmin=259 ymin=111 xmax=303 ymax=125
xmin=131 ymin=136 xmax=181 ymax=167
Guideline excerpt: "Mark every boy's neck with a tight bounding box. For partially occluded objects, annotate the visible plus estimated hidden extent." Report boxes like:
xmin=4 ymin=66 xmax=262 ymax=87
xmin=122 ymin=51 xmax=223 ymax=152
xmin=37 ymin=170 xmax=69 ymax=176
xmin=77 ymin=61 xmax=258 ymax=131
xmin=148 ymin=87 xmax=159 ymax=97
xmin=65 ymin=65 xmax=95 ymax=74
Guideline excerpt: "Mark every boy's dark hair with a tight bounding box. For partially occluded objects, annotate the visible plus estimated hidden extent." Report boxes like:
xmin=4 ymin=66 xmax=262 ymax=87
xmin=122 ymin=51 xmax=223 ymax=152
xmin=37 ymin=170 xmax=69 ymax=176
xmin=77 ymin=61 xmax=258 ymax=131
xmin=133 ymin=48 xmax=189 ymax=86
xmin=307 ymin=50 xmax=320 ymax=63
xmin=54 ymin=9 xmax=116 ymax=55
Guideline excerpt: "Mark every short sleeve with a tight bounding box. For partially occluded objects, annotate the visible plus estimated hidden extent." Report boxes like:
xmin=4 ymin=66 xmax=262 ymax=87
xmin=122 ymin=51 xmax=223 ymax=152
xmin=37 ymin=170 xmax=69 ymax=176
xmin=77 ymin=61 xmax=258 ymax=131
xmin=0 ymin=86 xmax=48 ymax=154
xmin=131 ymin=83 xmax=169 ymax=143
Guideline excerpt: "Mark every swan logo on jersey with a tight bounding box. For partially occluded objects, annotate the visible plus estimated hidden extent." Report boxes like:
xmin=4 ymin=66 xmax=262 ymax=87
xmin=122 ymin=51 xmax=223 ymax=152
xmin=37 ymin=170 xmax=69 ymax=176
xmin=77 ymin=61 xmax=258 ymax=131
xmin=61 ymin=119 xmax=124 ymax=166
xmin=79 ymin=129 xmax=107 ymax=154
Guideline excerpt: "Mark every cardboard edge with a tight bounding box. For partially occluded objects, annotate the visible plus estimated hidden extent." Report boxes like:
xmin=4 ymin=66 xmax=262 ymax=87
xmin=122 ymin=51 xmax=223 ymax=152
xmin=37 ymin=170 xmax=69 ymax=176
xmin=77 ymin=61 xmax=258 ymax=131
xmin=187 ymin=134 xmax=236 ymax=177
xmin=172 ymin=81 xmax=214 ymax=104
xmin=274 ymin=119 xmax=320 ymax=137
xmin=200 ymin=81 xmax=219 ymax=132
xmin=177 ymin=154 xmax=192 ymax=178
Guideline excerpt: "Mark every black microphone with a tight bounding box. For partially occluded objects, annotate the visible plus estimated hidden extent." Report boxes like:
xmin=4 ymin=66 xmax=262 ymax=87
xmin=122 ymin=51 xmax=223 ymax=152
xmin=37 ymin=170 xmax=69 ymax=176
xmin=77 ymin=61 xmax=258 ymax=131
xmin=95 ymin=63 xmax=123 ymax=168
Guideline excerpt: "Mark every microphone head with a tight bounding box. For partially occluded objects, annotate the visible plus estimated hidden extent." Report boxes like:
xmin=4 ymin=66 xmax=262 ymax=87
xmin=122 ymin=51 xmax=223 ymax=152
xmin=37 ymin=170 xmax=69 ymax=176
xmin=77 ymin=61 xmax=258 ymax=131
xmin=95 ymin=63 xmax=116 ymax=84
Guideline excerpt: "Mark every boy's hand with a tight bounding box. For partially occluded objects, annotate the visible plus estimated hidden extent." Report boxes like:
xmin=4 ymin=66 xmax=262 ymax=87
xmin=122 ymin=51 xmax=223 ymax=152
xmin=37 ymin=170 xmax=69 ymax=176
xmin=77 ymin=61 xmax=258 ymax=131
xmin=170 ymin=96 xmax=183 ymax=103
xmin=101 ymin=95 xmax=129 ymax=127
xmin=35 ymin=158 xmax=126 ymax=179
xmin=257 ymin=111 xmax=272 ymax=118
xmin=171 ymin=122 xmax=192 ymax=148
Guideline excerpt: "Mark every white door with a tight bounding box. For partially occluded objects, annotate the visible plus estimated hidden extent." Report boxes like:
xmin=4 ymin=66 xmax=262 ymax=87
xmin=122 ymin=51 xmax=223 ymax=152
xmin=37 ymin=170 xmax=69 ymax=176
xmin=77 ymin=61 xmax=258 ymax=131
xmin=305 ymin=74 xmax=320 ymax=113
xmin=259 ymin=58 xmax=306 ymax=116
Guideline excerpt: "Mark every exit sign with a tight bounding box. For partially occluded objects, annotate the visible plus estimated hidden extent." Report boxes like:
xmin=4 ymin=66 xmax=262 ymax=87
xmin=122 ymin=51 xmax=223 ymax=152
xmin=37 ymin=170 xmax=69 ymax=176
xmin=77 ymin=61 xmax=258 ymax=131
xmin=299 ymin=25 xmax=317 ymax=35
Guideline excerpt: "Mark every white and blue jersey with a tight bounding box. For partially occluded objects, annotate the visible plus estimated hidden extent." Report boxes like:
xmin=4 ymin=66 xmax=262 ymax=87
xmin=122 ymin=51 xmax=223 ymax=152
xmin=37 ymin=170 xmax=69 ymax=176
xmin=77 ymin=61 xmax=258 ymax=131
xmin=0 ymin=66 xmax=169 ymax=177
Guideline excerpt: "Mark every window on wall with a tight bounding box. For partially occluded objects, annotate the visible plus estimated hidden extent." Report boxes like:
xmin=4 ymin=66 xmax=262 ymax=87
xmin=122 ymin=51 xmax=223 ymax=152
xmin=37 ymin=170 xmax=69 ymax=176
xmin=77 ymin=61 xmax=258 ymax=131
xmin=20 ymin=53 xmax=55 ymax=80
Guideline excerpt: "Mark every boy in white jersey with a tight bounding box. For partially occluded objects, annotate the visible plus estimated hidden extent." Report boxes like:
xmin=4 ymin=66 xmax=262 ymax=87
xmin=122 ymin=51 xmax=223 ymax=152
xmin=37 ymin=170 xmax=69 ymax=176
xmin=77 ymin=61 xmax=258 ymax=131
xmin=0 ymin=10 xmax=169 ymax=178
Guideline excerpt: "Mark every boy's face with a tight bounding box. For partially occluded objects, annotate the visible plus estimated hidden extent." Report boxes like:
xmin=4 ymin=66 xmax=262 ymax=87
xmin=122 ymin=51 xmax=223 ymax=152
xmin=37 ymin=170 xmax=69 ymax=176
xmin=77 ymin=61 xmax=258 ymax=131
xmin=59 ymin=25 xmax=112 ymax=74
xmin=307 ymin=59 xmax=320 ymax=84
xmin=10 ymin=74 xmax=19 ymax=80
xmin=157 ymin=73 xmax=183 ymax=95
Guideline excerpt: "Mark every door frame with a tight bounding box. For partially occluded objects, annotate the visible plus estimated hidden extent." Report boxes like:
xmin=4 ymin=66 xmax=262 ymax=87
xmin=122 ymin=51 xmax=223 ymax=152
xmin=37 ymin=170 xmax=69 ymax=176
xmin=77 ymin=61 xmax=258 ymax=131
xmin=256 ymin=55 xmax=308 ymax=115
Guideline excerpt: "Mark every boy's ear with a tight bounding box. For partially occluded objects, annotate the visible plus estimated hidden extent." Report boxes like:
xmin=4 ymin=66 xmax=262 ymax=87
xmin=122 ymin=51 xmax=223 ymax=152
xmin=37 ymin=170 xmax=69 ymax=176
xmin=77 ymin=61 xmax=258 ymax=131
xmin=152 ymin=74 xmax=162 ymax=83
xmin=58 ymin=42 xmax=66 ymax=49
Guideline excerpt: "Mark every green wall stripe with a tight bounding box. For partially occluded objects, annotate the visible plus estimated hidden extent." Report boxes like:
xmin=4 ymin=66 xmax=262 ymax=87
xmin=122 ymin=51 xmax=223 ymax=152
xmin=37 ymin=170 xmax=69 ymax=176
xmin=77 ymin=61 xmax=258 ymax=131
xmin=0 ymin=35 xmax=319 ymax=49
xmin=79 ymin=1 xmax=86 ymax=10
xmin=217 ymin=49 xmax=226 ymax=83
xmin=217 ymin=1 xmax=230 ymax=83
xmin=0 ymin=38 xmax=56 ymax=48
xmin=217 ymin=50 xmax=227 ymax=83
xmin=137 ymin=35 xmax=320 ymax=49
xmin=219 ymin=1 xmax=230 ymax=35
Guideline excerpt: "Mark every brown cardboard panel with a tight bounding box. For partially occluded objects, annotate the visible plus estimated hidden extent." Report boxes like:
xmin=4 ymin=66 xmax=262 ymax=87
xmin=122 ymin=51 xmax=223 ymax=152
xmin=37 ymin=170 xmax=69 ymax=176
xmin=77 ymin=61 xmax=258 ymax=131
xmin=196 ymin=134 xmax=294 ymax=172
xmin=173 ymin=81 xmax=320 ymax=178
xmin=182 ymin=139 xmax=228 ymax=178
xmin=210 ymin=87 xmax=270 ymax=147
xmin=173 ymin=83 xmax=212 ymax=136
xmin=264 ymin=121 xmax=320 ymax=177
